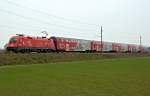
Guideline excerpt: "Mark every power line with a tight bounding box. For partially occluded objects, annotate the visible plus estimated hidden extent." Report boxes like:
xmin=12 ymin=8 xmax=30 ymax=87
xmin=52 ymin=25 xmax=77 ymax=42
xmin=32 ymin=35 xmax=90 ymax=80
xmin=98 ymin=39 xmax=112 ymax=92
xmin=0 ymin=24 xmax=88 ymax=37
xmin=3 ymin=0 xmax=98 ymax=26
xmin=0 ymin=17 xmax=85 ymax=32
xmin=0 ymin=24 xmax=39 ymax=31
xmin=0 ymin=22 xmax=46 ymax=31
xmin=0 ymin=8 xmax=95 ymax=32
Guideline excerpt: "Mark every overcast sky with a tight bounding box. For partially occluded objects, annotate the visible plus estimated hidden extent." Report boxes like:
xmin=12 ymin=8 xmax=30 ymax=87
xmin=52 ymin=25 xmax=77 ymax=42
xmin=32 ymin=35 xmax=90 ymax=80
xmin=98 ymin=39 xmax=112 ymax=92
xmin=0 ymin=0 xmax=150 ymax=48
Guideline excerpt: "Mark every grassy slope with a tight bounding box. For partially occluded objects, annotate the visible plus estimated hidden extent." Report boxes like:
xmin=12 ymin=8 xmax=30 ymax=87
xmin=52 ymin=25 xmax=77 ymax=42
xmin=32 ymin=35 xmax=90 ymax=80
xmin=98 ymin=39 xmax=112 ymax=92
xmin=0 ymin=57 xmax=150 ymax=96
xmin=1 ymin=53 xmax=150 ymax=66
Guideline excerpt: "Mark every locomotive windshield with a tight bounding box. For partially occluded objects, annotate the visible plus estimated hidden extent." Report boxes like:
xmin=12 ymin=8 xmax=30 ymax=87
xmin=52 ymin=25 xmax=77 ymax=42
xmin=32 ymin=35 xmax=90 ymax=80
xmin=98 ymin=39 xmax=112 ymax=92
xmin=9 ymin=38 xmax=17 ymax=43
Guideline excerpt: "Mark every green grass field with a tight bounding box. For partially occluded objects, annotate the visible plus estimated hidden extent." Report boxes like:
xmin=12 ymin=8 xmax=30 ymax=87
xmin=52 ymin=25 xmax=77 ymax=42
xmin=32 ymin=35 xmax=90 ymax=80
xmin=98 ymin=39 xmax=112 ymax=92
xmin=0 ymin=57 xmax=150 ymax=96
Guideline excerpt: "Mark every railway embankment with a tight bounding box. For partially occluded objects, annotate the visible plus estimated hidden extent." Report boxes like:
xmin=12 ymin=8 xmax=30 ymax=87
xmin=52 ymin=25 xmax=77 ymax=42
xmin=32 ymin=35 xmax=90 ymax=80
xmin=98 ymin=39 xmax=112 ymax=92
xmin=0 ymin=53 xmax=150 ymax=66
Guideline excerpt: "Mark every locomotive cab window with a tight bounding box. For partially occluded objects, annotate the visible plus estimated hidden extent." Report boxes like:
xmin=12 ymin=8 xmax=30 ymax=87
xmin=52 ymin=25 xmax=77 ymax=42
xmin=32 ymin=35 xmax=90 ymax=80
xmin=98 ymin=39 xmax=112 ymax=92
xmin=10 ymin=38 xmax=17 ymax=43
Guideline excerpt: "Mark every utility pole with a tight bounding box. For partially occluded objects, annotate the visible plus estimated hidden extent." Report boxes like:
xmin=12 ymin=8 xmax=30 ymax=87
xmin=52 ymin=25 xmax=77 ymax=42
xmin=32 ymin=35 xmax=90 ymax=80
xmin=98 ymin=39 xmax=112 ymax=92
xmin=140 ymin=35 xmax=142 ymax=52
xmin=101 ymin=26 xmax=103 ymax=53
xmin=140 ymin=35 xmax=142 ymax=46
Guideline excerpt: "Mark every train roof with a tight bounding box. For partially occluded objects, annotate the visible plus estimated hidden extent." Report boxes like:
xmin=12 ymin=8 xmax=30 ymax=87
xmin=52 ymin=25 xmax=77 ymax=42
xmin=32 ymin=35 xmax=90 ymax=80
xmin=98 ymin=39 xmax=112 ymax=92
xmin=51 ymin=36 xmax=147 ymax=47
xmin=11 ymin=35 xmax=50 ymax=40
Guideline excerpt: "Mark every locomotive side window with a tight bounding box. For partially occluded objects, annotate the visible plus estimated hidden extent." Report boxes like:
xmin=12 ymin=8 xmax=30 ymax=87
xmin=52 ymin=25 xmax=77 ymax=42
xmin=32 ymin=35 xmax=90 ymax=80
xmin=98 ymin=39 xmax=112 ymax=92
xmin=10 ymin=38 xmax=16 ymax=43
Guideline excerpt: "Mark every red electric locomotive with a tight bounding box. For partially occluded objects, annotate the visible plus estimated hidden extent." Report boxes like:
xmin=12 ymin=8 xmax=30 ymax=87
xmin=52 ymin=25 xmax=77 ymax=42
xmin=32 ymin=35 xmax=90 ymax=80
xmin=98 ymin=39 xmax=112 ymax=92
xmin=6 ymin=34 xmax=55 ymax=53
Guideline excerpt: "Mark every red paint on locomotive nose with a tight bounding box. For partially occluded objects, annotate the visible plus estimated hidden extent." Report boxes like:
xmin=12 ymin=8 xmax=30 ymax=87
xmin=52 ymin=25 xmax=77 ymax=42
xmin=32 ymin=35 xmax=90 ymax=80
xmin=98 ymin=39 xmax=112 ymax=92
xmin=8 ymin=43 xmax=15 ymax=47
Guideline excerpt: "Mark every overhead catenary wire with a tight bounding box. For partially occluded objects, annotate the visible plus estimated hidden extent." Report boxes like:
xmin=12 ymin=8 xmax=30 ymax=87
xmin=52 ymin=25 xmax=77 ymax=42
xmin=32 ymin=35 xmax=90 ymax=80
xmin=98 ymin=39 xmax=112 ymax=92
xmin=0 ymin=24 xmax=40 ymax=32
xmin=3 ymin=0 xmax=98 ymax=27
xmin=0 ymin=15 xmax=86 ymax=33
xmin=0 ymin=8 xmax=96 ymax=32
xmin=0 ymin=24 xmax=87 ymax=37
